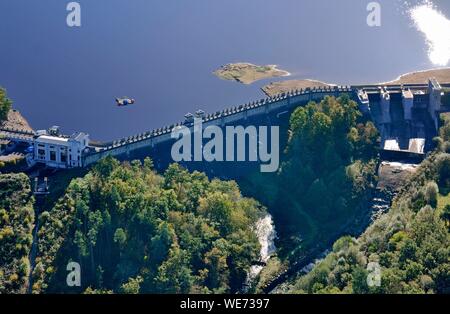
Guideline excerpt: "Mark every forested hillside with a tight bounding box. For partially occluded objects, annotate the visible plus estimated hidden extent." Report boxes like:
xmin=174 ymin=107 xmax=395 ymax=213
xmin=242 ymin=95 xmax=379 ymax=257
xmin=288 ymin=115 xmax=450 ymax=294
xmin=31 ymin=158 xmax=265 ymax=293
xmin=0 ymin=173 xmax=34 ymax=293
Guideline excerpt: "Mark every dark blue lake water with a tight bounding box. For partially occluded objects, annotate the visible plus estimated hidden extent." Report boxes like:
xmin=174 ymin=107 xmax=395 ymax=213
xmin=0 ymin=0 xmax=449 ymax=141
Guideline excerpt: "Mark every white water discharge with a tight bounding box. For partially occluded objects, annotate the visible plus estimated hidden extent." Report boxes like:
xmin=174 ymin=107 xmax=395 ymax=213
xmin=247 ymin=215 xmax=277 ymax=282
xmin=408 ymin=0 xmax=450 ymax=66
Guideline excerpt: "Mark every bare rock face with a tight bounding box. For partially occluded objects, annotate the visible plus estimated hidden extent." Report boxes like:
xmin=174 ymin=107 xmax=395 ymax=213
xmin=377 ymin=161 xmax=418 ymax=192
xmin=1 ymin=109 xmax=33 ymax=132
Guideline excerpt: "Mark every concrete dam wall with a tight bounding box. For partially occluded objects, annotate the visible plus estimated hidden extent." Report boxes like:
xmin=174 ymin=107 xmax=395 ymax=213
xmin=78 ymin=80 xmax=448 ymax=174
xmin=82 ymin=85 xmax=354 ymax=173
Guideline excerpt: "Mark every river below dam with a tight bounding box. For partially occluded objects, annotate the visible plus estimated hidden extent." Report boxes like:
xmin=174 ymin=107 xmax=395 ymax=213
xmin=0 ymin=0 xmax=449 ymax=141
xmin=247 ymin=215 xmax=277 ymax=285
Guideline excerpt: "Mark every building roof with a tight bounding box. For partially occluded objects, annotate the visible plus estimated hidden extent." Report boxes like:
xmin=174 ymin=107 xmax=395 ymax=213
xmin=35 ymin=135 xmax=69 ymax=146
xmin=70 ymin=132 xmax=88 ymax=141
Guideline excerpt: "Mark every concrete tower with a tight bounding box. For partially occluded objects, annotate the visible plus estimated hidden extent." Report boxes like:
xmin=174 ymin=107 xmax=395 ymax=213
xmin=428 ymin=78 xmax=442 ymax=130
xmin=402 ymin=89 xmax=414 ymax=121
xmin=380 ymin=87 xmax=391 ymax=124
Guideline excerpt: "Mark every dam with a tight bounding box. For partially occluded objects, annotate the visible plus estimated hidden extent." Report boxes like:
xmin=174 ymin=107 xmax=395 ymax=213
xmin=2 ymin=79 xmax=449 ymax=175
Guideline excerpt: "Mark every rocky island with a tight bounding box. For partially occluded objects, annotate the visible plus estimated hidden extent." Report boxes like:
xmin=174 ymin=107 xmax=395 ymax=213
xmin=213 ymin=62 xmax=290 ymax=85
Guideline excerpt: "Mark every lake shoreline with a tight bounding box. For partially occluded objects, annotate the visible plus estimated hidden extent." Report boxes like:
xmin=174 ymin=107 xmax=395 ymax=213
xmin=261 ymin=67 xmax=450 ymax=97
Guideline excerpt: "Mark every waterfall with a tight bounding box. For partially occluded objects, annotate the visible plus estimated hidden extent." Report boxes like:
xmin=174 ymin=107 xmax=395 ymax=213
xmin=247 ymin=214 xmax=277 ymax=284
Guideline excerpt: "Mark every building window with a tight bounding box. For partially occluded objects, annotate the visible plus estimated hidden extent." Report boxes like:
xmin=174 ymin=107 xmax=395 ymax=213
xmin=50 ymin=151 xmax=56 ymax=161
xmin=61 ymin=150 xmax=67 ymax=163
xmin=38 ymin=149 xmax=45 ymax=160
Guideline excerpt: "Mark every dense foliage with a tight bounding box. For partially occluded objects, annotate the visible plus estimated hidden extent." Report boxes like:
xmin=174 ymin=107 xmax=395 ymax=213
xmin=289 ymin=117 xmax=450 ymax=294
xmin=31 ymin=158 xmax=264 ymax=293
xmin=243 ymin=95 xmax=379 ymax=256
xmin=0 ymin=87 xmax=12 ymax=123
xmin=0 ymin=173 xmax=34 ymax=293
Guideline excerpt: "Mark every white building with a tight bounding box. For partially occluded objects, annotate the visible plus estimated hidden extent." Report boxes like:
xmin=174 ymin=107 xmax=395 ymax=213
xmin=33 ymin=130 xmax=89 ymax=168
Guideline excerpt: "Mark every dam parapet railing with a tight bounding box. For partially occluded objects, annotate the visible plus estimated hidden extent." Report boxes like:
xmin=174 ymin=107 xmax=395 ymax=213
xmin=82 ymin=85 xmax=355 ymax=166
xmin=0 ymin=126 xmax=36 ymax=136
xmin=0 ymin=126 xmax=36 ymax=143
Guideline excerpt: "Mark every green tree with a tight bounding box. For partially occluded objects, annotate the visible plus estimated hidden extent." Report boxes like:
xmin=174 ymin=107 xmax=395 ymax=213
xmin=120 ymin=276 xmax=143 ymax=294
xmin=153 ymin=247 xmax=193 ymax=293
xmin=436 ymin=154 xmax=450 ymax=189
xmin=442 ymin=205 xmax=450 ymax=226
xmin=424 ymin=181 xmax=439 ymax=208
xmin=0 ymin=88 xmax=12 ymax=122
xmin=0 ymin=173 xmax=34 ymax=293
xmin=114 ymin=228 xmax=127 ymax=249
xmin=352 ymin=267 xmax=369 ymax=294
xmin=203 ymin=240 xmax=230 ymax=292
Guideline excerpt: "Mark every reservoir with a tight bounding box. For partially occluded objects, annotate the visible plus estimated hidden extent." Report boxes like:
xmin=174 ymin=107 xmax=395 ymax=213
xmin=0 ymin=0 xmax=449 ymax=141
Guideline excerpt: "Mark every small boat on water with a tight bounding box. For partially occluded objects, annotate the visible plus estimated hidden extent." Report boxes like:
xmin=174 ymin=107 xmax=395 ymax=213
xmin=116 ymin=97 xmax=135 ymax=107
